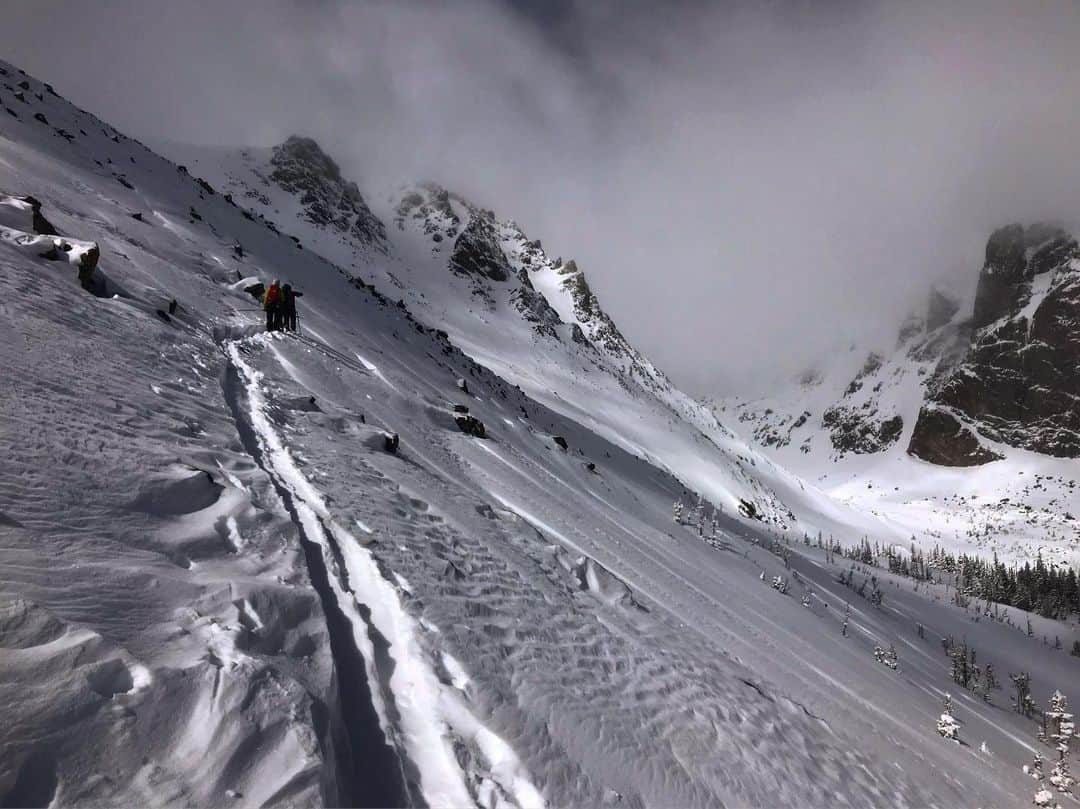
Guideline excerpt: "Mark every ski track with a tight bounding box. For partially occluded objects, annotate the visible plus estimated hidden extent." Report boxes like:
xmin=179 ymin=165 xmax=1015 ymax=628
xmin=1 ymin=64 xmax=1075 ymax=808
xmin=228 ymin=338 xmax=544 ymax=809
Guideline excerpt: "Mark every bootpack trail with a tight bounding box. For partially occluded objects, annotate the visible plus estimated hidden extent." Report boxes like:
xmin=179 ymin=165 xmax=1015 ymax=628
xmin=223 ymin=335 xmax=545 ymax=809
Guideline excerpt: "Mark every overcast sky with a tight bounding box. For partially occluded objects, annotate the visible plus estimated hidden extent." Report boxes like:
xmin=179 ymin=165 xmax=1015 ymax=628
xmin=4 ymin=0 xmax=1080 ymax=394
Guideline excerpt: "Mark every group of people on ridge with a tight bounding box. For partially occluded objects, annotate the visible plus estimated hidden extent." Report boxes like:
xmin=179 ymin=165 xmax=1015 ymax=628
xmin=262 ymin=279 xmax=302 ymax=332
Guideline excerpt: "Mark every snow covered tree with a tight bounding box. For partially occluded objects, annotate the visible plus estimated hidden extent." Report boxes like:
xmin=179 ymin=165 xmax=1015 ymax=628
xmin=937 ymin=693 xmax=960 ymax=742
xmin=1045 ymin=691 xmax=1075 ymax=796
xmin=950 ymin=641 xmax=971 ymax=688
xmin=985 ymin=663 xmax=999 ymax=693
xmin=1027 ymin=752 xmax=1046 ymax=780
xmin=1033 ymin=786 xmax=1056 ymax=807
xmin=1050 ymin=758 xmax=1074 ymax=797
xmin=873 ymin=645 xmax=898 ymax=670
xmin=885 ymin=644 xmax=898 ymax=670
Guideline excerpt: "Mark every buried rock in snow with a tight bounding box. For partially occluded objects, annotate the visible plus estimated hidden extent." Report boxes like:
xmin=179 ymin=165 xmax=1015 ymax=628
xmin=129 ymin=467 xmax=223 ymax=516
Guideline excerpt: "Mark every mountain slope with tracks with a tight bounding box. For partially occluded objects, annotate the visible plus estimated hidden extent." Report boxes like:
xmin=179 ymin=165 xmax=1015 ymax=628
xmin=0 ymin=60 xmax=1076 ymax=808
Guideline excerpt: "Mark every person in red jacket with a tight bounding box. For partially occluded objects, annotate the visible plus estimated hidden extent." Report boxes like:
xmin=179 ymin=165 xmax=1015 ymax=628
xmin=263 ymin=280 xmax=282 ymax=331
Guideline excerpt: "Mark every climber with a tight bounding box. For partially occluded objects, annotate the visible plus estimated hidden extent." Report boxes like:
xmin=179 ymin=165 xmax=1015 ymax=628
xmin=282 ymin=283 xmax=303 ymax=332
xmin=263 ymin=279 xmax=282 ymax=331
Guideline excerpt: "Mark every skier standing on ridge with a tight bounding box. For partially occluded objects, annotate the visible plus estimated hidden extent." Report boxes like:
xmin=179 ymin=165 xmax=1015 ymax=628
xmin=282 ymin=283 xmax=303 ymax=332
xmin=263 ymin=279 xmax=282 ymax=331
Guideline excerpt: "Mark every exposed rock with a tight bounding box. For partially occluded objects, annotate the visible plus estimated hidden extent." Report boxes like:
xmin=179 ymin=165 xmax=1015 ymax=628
xmin=822 ymin=406 xmax=903 ymax=455
xmin=21 ymin=196 xmax=57 ymax=235
xmin=269 ymin=136 xmax=386 ymax=250
xmin=383 ymin=432 xmax=400 ymax=454
xmin=915 ymin=223 xmax=1080 ymax=459
xmin=973 ymin=224 xmax=1027 ymax=329
xmin=449 ymin=214 xmax=508 ymax=282
xmin=553 ymin=436 xmax=568 ymax=451
xmin=510 ymin=268 xmax=561 ymax=336
xmin=907 ymin=406 xmax=1002 ymax=466
xmin=843 ymin=353 xmax=884 ymax=396
xmin=454 ymin=414 xmax=486 ymax=438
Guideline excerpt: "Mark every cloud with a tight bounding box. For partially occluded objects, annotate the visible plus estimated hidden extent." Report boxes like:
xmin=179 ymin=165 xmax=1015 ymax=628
xmin=5 ymin=0 xmax=1080 ymax=394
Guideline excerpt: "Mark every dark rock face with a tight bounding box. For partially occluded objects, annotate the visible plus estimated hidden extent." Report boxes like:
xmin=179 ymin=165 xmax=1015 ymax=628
xmin=972 ymin=223 xmax=1026 ymax=329
xmin=450 ymin=215 xmax=508 ymax=282
xmin=454 ymin=414 xmax=486 ymax=438
xmin=21 ymin=195 xmax=58 ymax=235
xmin=557 ymin=260 xmax=631 ymax=358
xmin=907 ymin=407 xmax=1002 ymax=466
xmin=822 ymin=407 xmax=903 ymax=455
xmin=269 ymin=136 xmax=386 ymax=249
xmin=510 ymin=268 xmax=562 ymax=337
xmin=908 ymin=223 xmax=1080 ymax=462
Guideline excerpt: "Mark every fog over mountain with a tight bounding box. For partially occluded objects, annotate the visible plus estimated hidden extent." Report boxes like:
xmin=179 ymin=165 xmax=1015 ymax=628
xmin=6 ymin=0 xmax=1080 ymax=393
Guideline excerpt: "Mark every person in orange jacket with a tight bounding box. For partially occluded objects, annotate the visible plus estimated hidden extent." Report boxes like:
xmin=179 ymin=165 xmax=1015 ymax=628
xmin=263 ymin=280 xmax=282 ymax=331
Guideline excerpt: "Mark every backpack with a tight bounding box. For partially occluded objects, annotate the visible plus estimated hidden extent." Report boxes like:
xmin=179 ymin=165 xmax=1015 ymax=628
xmin=264 ymin=285 xmax=280 ymax=308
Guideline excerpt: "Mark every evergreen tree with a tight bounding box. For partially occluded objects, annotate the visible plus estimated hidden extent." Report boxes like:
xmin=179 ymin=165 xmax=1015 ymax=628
xmin=937 ymin=693 xmax=960 ymax=742
xmin=1012 ymin=672 xmax=1036 ymax=717
xmin=1046 ymin=691 xmax=1075 ymax=796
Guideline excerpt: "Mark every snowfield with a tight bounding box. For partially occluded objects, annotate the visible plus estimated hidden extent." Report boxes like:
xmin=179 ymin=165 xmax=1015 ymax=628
xmin=0 ymin=59 xmax=1077 ymax=807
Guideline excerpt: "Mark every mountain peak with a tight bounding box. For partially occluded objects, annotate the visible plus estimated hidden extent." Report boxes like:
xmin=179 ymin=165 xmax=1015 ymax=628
xmin=269 ymin=135 xmax=386 ymax=249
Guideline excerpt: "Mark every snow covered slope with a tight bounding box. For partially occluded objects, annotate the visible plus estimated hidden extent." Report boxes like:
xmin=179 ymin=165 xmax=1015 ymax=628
xmin=159 ymin=137 xmax=902 ymax=544
xmin=1 ymin=60 xmax=1078 ymax=808
xmin=714 ymin=281 xmax=1080 ymax=565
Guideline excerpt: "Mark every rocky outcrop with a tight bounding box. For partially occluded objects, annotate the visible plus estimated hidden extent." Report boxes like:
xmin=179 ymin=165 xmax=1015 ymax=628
xmin=269 ymin=136 xmax=386 ymax=249
xmin=907 ymin=406 xmax=1002 ymax=466
xmin=510 ymin=268 xmax=562 ymax=337
xmin=394 ymin=183 xmax=461 ymax=239
xmin=822 ymin=406 xmax=903 ymax=455
xmin=556 ymin=259 xmax=631 ymax=358
xmin=908 ymin=223 xmax=1080 ymax=462
xmin=449 ymin=214 xmax=508 ymax=282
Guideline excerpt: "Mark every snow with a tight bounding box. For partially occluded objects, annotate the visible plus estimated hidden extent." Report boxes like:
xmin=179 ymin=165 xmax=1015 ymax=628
xmin=0 ymin=57 xmax=1076 ymax=808
xmin=714 ymin=330 xmax=1080 ymax=566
